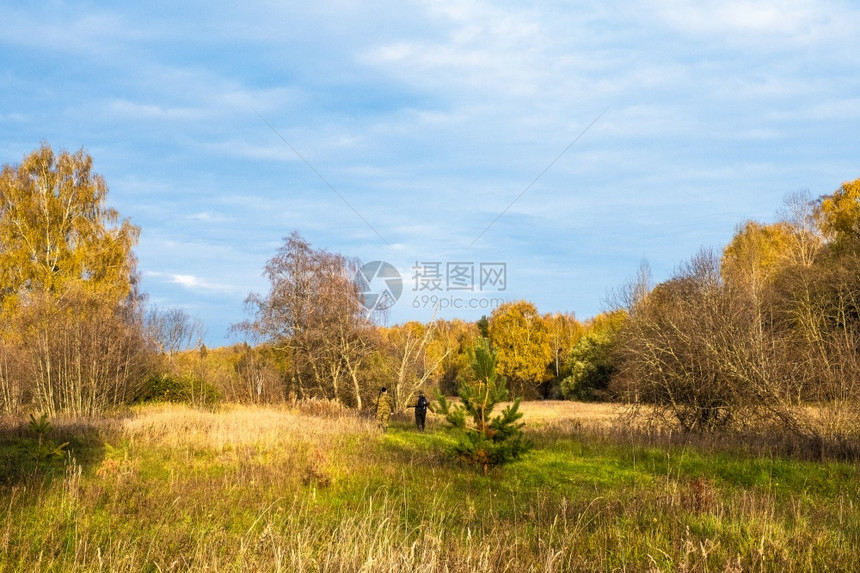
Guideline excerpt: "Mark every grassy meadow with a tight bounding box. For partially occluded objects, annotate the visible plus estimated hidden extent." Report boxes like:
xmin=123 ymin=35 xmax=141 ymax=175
xmin=0 ymin=401 xmax=858 ymax=572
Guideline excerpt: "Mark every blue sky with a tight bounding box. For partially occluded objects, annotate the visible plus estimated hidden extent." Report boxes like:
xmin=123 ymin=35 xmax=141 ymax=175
xmin=2 ymin=0 xmax=859 ymax=347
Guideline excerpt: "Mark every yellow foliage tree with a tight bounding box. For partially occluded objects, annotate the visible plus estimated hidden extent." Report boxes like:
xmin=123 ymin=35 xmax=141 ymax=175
xmin=0 ymin=144 xmax=145 ymax=415
xmin=815 ymin=178 xmax=860 ymax=246
xmin=425 ymin=318 xmax=480 ymax=395
xmin=0 ymin=144 xmax=139 ymax=311
xmin=721 ymin=220 xmax=793 ymax=293
xmin=543 ymin=311 xmax=584 ymax=382
xmin=487 ymin=300 xmax=552 ymax=398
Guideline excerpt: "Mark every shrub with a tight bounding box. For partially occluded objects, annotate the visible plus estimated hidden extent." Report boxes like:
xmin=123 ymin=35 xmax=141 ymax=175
xmin=136 ymin=373 xmax=219 ymax=406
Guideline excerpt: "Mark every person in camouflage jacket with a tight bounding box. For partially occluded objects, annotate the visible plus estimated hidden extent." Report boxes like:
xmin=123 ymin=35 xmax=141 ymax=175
xmin=375 ymin=387 xmax=392 ymax=432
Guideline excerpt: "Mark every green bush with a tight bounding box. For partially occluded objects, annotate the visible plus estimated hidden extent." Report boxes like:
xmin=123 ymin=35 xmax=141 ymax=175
xmin=560 ymin=332 xmax=617 ymax=402
xmin=136 ymin=373 xmax=220 ymax=406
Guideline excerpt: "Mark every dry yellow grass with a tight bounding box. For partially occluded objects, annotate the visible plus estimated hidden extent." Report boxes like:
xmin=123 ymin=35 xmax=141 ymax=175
xmin=121 ymin=402 xmax=376 ymax=450
xmin=514 ymin=400 xmax=622 ymax=426
xmin=432 ymin=399 xmax=623 ymax=428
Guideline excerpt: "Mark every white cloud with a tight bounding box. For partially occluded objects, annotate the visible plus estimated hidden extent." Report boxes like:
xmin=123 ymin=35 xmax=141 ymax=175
xmin=200 ymin=139 xmax=301 ymax=161
xmin=653 ymin=0 xmax=850 ymax=45
xmin=188 ymin=211 xmax=229 ymax=223
xmin=171 ymin=274 xmax=204 ymax=288
xmin=107 ymin=99 xmax=204 ymax=121
xmin=0 ymin=6 xmax=150 ymax=58
xmin=0 ymin=112 xmax=26 ymax=123
xmin=803 ymin=98 xmax=860 ymax=121
xmin=360 ymin=0 xmax=547 ymax=98
xmin=144 ymin=271 xmax=246 ymax=295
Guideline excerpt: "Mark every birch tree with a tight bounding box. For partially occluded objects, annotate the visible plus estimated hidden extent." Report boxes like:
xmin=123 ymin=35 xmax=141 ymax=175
xmin=0 ymin=144 xmax=147 ymax=415
xmin=236 ymin=232 xmax=375 ymax=406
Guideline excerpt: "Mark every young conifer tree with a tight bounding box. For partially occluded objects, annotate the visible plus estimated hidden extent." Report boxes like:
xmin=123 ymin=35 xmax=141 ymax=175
xmin=436 ymin=339 xmax=532 ymax=475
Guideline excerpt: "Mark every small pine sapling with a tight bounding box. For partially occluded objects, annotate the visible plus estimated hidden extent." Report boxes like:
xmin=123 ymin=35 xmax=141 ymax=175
xmin=22 ymin=413 xmax=69 ymax=473
xmin=436 ymin=339 xmax=532 ymax=474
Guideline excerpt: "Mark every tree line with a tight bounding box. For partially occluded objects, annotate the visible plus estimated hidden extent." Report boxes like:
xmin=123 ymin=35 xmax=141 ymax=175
xmin=2 ymin=144 xmax=859 ymax=448
xmin=0 ymin=145 xmax=589 ymax=416
xmin=614 ymin=185 xmax=860 ymax=447
xmin=229 ymin=230 xmax=592 ymax=410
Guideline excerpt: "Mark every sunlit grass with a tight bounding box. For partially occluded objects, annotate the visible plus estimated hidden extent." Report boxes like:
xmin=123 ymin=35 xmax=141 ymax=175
xmin=0 ymin=402 xmax=857 ymax=571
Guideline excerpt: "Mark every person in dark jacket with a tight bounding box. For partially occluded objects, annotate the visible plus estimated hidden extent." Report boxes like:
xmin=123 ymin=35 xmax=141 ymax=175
xmin=413 ymin=391 xmax=430 ymax=432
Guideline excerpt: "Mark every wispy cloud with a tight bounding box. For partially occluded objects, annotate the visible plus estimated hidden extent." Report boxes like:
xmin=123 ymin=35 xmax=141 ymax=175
xmin=107 ymin=99 xmax=204 ymax=121
xmin=654 ymin=0 xmax=838 ymax=39
xmin=144 ymin=271 xmax=246 ymax=295
xmin=188 ymin=211 xmax=230 ymax=223
xmin=0 ymin=112 xmax=27 ymax=123
xmin=0 ymin=7 xmax=143 ymax=55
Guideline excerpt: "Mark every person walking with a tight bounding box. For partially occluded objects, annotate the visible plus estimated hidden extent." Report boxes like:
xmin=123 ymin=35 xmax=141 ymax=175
xmin=375 ymin=387 xmax=392 ymax=432
xmin=413 ymin=391 xmax=430 ymax=432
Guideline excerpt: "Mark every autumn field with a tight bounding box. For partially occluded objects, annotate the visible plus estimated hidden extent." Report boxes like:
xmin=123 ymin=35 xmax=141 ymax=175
xmin=0 ymin=402 xmax=857 ymax=572
xmin=3 ymin=148 xmax=860 ymax=570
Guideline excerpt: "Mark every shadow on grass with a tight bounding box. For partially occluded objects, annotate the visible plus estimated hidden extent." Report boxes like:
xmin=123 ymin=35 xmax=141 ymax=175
xmin=0 ymin=412 xmax=124 ymax=486
xmin=533 ymin=416 xmax=860 ymax=463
